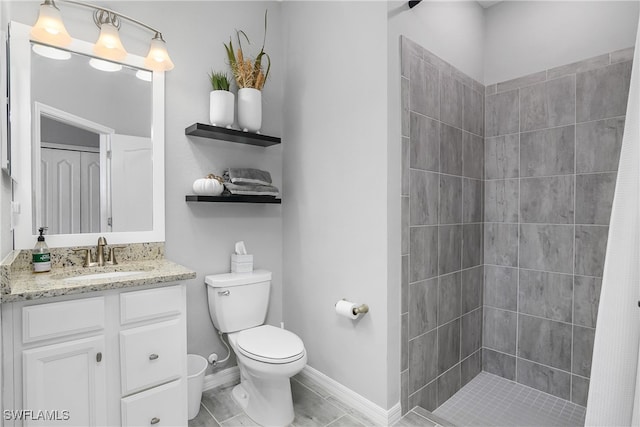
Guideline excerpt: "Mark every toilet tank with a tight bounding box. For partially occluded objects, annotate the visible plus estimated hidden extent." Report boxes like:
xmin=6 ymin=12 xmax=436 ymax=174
xmin=205 ymin=270 xmax=272 ymax=333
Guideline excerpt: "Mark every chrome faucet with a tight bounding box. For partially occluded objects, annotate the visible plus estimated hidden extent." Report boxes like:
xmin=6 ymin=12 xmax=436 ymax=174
xmin=73 ymin=237 xmax=125 ymax=267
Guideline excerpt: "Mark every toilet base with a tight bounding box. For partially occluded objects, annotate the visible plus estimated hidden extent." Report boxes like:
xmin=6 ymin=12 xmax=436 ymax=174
xmin=231 ymin=375 xmax=295 ymax=427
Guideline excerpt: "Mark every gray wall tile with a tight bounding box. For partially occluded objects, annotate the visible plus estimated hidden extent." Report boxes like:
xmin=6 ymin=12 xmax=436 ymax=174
xmin=438 ymin=319 xmax=461 ymax=374
xmin=441 ymin=73 xmax=463 ymax=129
xmin=575 ymin=173 xmax=617 ymax=225
xmin=461 ymin=309 xmax=482 ymax=358
xmin=485 ymin=179 xmax=519 ymax=223
xmin=402 ymin=138 xmax=410 ymax=196
xmin=408 ymin=380 xmax=438 ymax=412
xmin=482 ymin=348 xmax=516 ymax=381
xmin=573 ymin=326 xmax=595 ymax=378
xmin=402 ymin=197 xmax=409 ymax=255
xmin=574 ymin=275 xmax=602 ymax=328
xmin=463 ymin=178 xmax=483 ymax=224
xmin=410 ymin=113 xmax=440 ymax=172
xmin=402 ymin=313 xmax=408 ymax=372
xmin=610 ymin=47 xmax=634 ymax=64
xmin=411 ymin=170 xmax=439 ymax=226
xmin=437 ymin=364 xmax=461 ymax=406
xmin=402 ymin=255 xmax=409 ymax=314
xmin=518 ymin=315 xmax=572 ymax=371
xmin=440 ymin=175 xmax=463 ymax=225
xmin=520 ymin=176 xmax=574 ymax=224
xmin=576 ymin=118 xmax=625 ymax=173
xmin=483 ymin=307 xmax=517 ymax=354
xmin=409 ymin=278 xmax=438 ymax=338
xmin=410 ymin=56 xmax=439 ymax=120
xmin=577 ymin=61 xmax=632 ymax=122
xmin=462 ymin=266 xmax=483 ymax=313
xmin=572 ymin=376 xmax=589 ymax=407
xmin=547 ymin=54 xmax=609 ymax=80
xmin=520 ymin=125 xmax=575 ymax=177
xmin=402 ymin=77 xmax=410 ymax=137
xmin=463 ymin=132 xmax=484 ymax=179
xmin=463 ymin=85 xmax=484 ymax=136
xmin=461 ymin=350 xmax=482 ymax=387
xmin=463 ymin=224 xmax=483 ymax=269
xmin=497 ymin=70 xmax=547 ymax=93
xmin=438 ymin=272 xmax=461 ymax=326
xmin=519 ymin=224 xmax=574 ymax=274
xmin=485 ymin=90 xmax=519 ymax=137
xmin=401 ymin=370 xmax=409 ymax=416
xmin=410 ymin=226 xmax=439 ymax=282
xmin=484 ymin=265 xmax=518 ymax=311
xmin=520 ymin=75 xmax=576 ymax=132
xmin=440 ymin=124 xmax=463 ymax=176
xmin=484 ymin=223 xmax=518 ymax=267
xmin=518 ymin=269 xmax=573 ymax=322
xmin=516 ymin=358 xmax=571 ymax=400
xmin=485 ymin=134 xmax=519 ymax=179
xmin=401 ymin=36 xmax=423 ymax=78
xmin=439 ymin=225 xmax=462 ymax=275
xmin=409 ymin=329 xmax=438 ymax=393
xmin=485 ymin=84 xmax=497 ymax=96
xmin=575 ymin=225 xmax=609 ymax=277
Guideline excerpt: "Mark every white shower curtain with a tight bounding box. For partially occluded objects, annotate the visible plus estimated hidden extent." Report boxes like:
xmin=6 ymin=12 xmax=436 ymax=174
xmin=585 ymin=12 xmax=640 ymax=427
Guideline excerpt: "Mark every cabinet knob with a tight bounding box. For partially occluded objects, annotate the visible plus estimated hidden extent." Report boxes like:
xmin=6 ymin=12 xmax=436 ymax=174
xmin=149 ymin=353 xmax=159 ymax=361
xmin=150 ymin=417 xmax=160 ymax=425
xmin=96 ymin=352 xmax=102 ymax=363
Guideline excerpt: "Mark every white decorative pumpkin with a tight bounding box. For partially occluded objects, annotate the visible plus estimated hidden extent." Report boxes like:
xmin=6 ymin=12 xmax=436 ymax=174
xmin=193 ymin=174 xmax=224 ymax=196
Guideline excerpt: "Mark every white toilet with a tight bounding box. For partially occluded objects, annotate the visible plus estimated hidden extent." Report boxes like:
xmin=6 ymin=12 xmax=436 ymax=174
xmin=205 ymin=270 xmax=307 ymax=426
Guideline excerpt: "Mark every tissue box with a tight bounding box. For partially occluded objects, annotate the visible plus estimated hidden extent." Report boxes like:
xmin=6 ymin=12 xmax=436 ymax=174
xmin=231 ymin=254 xmax=253 ymax=273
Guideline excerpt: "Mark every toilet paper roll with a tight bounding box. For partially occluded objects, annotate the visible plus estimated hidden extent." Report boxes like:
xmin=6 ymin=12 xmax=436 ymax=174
xmin=335 ymin=300 xmax=360 ymax=319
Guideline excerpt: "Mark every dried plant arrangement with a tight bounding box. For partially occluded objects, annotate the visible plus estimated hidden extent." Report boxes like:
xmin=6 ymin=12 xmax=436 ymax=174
xmin=224 ymin=10 xmax=271 ymax=90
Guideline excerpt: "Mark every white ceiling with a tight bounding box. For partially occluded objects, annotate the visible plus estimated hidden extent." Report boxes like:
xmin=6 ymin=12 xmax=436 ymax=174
xmin=477 ymin=1 xmax=502 ymax=8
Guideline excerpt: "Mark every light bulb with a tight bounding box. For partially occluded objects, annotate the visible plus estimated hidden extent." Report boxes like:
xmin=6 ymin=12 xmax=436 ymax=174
xmin=30 ymin=1 xmax=72 ymax=47
xmin=144 ymin=35 xmax=174 ymax=71
xmin=93 ymin=23 xmax=127 ymax=62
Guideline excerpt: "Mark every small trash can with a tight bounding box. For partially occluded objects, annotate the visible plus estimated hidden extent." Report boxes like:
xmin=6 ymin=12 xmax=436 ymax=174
xmin=187 ymin=354 xmax=208 ymax=420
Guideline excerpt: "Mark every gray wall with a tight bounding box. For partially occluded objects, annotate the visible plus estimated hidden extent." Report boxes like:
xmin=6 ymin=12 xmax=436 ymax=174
xmin=482 ymin=47 xmax=633 ymax=406
xmin=400 ymin=36 xmax=485 ymax=414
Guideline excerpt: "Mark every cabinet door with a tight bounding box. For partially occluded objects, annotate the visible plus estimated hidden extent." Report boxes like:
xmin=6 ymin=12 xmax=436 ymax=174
xmin=23 ymin=336 xmax=107 ymax=427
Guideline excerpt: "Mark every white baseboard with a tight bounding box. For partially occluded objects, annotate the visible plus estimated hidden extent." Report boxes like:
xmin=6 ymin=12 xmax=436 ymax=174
xmin=203 ymin=366 xmax=240 ymax=391
xmin=298 ymin=366 xmax=402 ymax=426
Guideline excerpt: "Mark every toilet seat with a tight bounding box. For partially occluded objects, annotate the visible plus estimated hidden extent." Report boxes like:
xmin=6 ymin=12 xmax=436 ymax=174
xmin=236 ymin=325 xmax=305 ymax=364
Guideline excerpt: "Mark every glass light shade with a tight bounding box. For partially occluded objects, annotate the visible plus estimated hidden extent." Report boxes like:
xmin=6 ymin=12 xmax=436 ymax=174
xmin=144 ymin=37 xmax=174 ymax=71
xmin=30 ymin=3 xmax=72 ymax=47
xmin=135 ymin=70 xmax=152 ymax=82
xmin=89 ymin=58 xmax=122 ymax=72
xmin=32 ymin=43 xmax=71 ymax=60
xmin=93 ymin=23 xmax=127 ymax=62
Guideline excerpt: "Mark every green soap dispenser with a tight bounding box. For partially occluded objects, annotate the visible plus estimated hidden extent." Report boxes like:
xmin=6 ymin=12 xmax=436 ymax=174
xmin=33 ymin=227 xmax=51 ymax=273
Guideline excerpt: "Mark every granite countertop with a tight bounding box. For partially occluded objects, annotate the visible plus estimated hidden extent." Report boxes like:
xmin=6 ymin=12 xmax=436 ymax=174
xmin=0 ymin=243 xmax=196 ymax=302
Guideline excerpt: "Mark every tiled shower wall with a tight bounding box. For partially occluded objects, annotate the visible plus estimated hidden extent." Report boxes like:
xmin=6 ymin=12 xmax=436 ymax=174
xmin=482 ymin=47 xmax=634 ymax=407
xmin=400 ymin=37 xmax=485 ymax=414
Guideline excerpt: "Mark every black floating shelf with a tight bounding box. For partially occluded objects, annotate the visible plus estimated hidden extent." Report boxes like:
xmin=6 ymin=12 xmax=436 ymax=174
xmin=186 ymin=195 xmax=282 ymax=204
xmin=185 ymin=123 xmax=281 ymax=147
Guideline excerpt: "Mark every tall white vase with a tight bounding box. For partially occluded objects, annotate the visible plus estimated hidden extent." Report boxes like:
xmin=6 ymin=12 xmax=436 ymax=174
xmin=210 ymin=90 xmax=234 ymax=128
xmin=237 ymin=88 xmax=262 ymax=133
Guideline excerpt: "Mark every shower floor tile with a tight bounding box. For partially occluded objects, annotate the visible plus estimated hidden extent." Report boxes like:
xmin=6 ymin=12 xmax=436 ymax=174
xmin=432 ymin=372 xmax=586 ymax=427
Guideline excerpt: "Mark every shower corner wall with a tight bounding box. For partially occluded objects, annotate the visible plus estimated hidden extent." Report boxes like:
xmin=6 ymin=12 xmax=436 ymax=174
xmin=400 ymin=35 xmax=485 ymax=415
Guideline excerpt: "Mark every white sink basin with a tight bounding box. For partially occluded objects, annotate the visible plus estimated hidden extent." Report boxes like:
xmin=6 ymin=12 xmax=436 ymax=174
xmin=64 ymin=271 xmax=146 ymax=282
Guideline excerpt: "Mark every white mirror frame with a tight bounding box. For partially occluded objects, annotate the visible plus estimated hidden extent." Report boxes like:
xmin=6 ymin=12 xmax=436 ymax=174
xmin=9 ymin=21 xmax=165 ymax=249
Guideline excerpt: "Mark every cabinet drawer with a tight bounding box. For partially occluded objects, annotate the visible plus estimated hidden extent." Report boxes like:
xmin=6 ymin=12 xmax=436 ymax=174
xmin=120 ymin=285 xmax=183 ymax=325
xmin=22 ymin=297 xmax=105 ymax=343
xmin=120 ymin=319 xmax=183 ymax=395
xmin=121 ymin=379 xmax=185 ymax=427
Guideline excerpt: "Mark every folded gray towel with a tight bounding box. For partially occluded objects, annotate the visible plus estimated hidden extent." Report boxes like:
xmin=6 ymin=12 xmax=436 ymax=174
xmin=224 ymin=168 xmax=272 ymax=186
xmin=224 ymin=182 xmax=280 ymax=197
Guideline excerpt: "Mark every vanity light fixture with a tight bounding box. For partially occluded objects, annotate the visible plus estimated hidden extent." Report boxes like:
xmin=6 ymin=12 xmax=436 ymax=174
xmin=31 ymin=0 xmax=174 ymax=71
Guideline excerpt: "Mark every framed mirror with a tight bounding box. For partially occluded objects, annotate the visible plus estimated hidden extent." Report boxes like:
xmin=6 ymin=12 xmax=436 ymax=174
xmin=9 ymin=21 xmax=165 ymax=249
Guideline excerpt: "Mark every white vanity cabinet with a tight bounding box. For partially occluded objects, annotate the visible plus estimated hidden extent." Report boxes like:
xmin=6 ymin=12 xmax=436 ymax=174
xmin=1 ymin=284 xmax=188 ymax=427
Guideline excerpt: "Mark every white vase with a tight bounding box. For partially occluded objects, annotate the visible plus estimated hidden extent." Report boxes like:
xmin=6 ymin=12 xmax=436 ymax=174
xmin=209 ymin=90 xmax=234 ymax=128
xmin=237 ymin=88 xmax=262 ymax=133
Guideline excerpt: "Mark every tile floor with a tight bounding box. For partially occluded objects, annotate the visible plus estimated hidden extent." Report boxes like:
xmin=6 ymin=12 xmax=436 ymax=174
xmin=188 ymin=374 xmax=443 ymax=427
xmin=433 ymin=372 xmax=586 ymax=427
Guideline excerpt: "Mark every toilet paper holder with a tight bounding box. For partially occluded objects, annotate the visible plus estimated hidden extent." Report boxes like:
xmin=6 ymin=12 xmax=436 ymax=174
xmin=353 ymin=303 xmax=369 ymax=315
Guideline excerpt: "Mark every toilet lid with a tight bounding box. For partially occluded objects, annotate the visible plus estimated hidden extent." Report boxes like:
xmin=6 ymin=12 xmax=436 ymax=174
xmin=237 ymin=325 xmax=305 ymax=364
